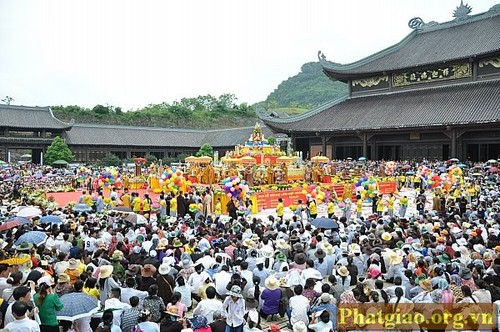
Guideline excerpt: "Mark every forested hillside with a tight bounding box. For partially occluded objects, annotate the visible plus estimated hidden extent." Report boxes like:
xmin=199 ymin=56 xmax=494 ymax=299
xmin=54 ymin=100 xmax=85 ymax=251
xmin=53 ymin=94 xmax=256 ymax=129
xmin=262 ymin=61 xmax=348 ymax=109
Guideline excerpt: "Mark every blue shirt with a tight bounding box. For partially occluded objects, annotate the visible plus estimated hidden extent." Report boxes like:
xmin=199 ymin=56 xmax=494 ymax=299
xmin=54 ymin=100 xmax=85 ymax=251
xmin=311 ymin=303 xmax=337 ymax=329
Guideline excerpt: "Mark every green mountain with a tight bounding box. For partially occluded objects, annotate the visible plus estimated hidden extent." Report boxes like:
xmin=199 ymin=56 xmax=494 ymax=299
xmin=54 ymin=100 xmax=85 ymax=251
xmin=261 ymin=61 xmax=348 ymax=110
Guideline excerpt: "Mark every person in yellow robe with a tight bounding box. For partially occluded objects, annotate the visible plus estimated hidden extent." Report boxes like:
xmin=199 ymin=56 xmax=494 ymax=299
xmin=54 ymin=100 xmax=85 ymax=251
xmin=170 ymin=194 xmax=177 ymax=217
xmin=327 ymin=200 xmax=335 ymax=218
xmin=376 ymin=195 xmax=385 ymax=216
xmin=120 ymin=189 xmax=131 ymax=208
xmin=276 ymin=198 xmax=284 ymax=219
xmin=387 ymin=193 xmax=395 ymax=217
xmin=309 ymin=199 xmax=318 ymax=219
xmin=132 ymin=193 xmax=142 ymax=213
xmin=143 ymin=194 xmax=152 ymax=215
xmin=214 ymin=198 xmax=222 ymax=218
xmin=356 ymin=195 xmax=363 ymax=219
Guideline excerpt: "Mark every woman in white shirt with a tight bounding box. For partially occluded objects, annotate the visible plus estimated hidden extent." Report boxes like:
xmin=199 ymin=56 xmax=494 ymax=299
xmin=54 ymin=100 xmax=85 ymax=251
xmin=137 ymin=309 xmax=160 ymax=332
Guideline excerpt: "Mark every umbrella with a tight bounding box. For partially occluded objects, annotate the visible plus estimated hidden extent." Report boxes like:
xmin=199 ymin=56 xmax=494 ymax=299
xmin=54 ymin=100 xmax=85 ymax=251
xmin=489 ymin=167 xmax=499 ymax=173
xmin=0 ymin=257 xmax=31 ymax=266
xmin=16 ymin=207 xmax=42 ymax=218
xmin=402 ymin=165 xmax=411 ymax=170
xmin=488 ymin=159 xmax=497 ymax=163
xmin=113 ymin=206 xmax=133 ymax=212
xmin=457 ymin=163 xmax=468 ymax=168
xmin=125 ymin=213 xmax=147 ymax=224
xmin=448 ymin=158 xmax=459 ymax=162
xmin=358 ymin=157 xmax=367 ymax=161
xmin=0 ymin=220 xmax=21 ymax=231
xmin=311 ymin=218 xmax=339 ymax=230
xmin=311 ymin=156 xmax=330 ymax=163
xmin=73 ymin=204 xmax=92 ymax=213
xmin=472 ymin=173 xmax=483 ymax=176
xmin=276 ymin=156 xmax=294 ymax=163
xmin=20 ymin=154 xmax=31 ymax=159
xmin=406 ymin=171 xmax=415 ymax=175
xmin=51 ymin=160 xmax=68 ymax=167
xmin=197 ymin=156 xmax=212 ymax=164
xmin=40 ymin=215 xmax=63 ymax=224
xmin=6 ymin=217 xmax=30 ymax=225
xmin=133 ymin=157 xmax=147 ymax=163
xmin=56 ymin=292 xmax=99 ymax=321
xmin=14 ymin=231 xmax=47 ymax=246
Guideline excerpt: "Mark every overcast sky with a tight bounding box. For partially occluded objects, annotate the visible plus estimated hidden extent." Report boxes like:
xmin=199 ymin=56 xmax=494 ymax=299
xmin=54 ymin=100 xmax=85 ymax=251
xmin=0 ymin=0 xmax=497 ymax=111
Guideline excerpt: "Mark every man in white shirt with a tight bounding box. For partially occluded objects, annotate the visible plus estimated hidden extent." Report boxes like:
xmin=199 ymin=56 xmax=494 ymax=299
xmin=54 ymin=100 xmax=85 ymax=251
xmin=104 ymin=288 xmax=131 ymax=326
xmin=0 ymin=264 xmax=10 ymax=297
xmin=197 ymin=233 xmax=211 ymax=253
xmin=3 ymin=286 xmax=33 ymax=326
xmin=83 ymin=231 xmax=97 ymax=256
xmin=121 ymin=278 xmax=148 ymax=308
xmin=288 ymin=285 xmax=310 ymax=325
xmin=239 ymin=262 xmax=253 ymax=293
xmin=188 ymin=263 xmax=211 ymax=294
xmin=213 ymin=265 xmax=232 ymax=298
xmin=193 ymin=286 xmax=223 ymax=323
xmin=5 ymin=301 xmax=40 ymax=332
xmin=196 ymin=251 xmax=216 ymax=271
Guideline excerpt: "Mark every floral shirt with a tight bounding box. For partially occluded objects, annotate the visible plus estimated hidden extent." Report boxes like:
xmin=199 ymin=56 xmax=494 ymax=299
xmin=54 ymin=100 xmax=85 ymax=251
xmin=143 ymin=295 xmax=165 ymax=322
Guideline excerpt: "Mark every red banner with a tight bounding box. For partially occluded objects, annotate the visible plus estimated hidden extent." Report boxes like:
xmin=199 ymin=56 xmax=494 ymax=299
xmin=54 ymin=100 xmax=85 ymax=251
xmin=255 ymin=188 xmax=306 ymax=210
xmin=378 ymin=181 xmax=397 ymax=194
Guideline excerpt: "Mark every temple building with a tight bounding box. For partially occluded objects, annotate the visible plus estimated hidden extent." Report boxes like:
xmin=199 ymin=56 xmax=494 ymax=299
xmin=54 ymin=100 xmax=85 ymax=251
xmin=259 ymin=3 xmax=500 ymax=161
xmin=0 ymin=104 xmax=270 ymax=163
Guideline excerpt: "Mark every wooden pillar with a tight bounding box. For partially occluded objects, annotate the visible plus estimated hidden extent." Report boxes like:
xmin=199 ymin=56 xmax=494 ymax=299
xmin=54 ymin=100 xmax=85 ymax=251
xmin=450 ymin=128 xmax=457 ymax=158
xmin=321 ymin=135 xmax=327 ymax=156
xmin=362 ymin=133 xmax=368 ymax=157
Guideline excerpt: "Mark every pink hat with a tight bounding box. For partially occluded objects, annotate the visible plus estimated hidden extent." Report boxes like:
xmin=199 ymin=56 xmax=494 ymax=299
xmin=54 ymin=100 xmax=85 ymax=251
xmin=405 ymin=237 xmax=414 ymax=244
xmin=369 ymin=267 xmax=382 ymax=279
xmin=139 ymin=227 xmax=146 ymax=235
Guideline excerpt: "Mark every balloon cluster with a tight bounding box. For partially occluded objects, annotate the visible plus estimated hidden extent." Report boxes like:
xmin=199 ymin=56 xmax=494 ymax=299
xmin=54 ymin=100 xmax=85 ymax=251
xmin=385 ymin=161 xmax=396 ymax=176
xmin=355 ymin=177 xmax=377 ymax=198
xmin=425 ymin=174 xmax=442 ymax=190
xmin=448 ymin=166 xmax=463 ymax=184
xmin=223 ymin=176 xmax=249 ymax=199
xmin=99 ymin=167 xmax=122 ymax=188
xmin=301 ymin=184 xmax=326 ymax=203
xmin=160 ymin=168 xmax=187 ymax=194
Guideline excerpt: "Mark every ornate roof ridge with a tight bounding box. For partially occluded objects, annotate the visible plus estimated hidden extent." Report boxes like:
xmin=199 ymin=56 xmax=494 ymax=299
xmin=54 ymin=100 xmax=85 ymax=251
xmin=73 ymin=122 xmax=258 ymax=133
xmin=261 ymin=78 xmax=500 ymax=126
xmin=257 ymin=95 xmax=349 ymax=124
xmin=0 ymin=104 xmax=73 ymax=129
xmin=322 ymin=4 xmax=500 ymax=74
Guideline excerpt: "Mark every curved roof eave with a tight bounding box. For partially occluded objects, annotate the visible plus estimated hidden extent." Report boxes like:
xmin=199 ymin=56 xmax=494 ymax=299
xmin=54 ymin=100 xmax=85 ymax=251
xmin=257 ymin=95 xmax=349 ymax=125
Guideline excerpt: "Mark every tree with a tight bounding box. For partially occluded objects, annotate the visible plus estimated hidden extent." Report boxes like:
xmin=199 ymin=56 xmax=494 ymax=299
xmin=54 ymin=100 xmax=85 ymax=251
xmin=144 ymin=153 xmax=158 ymax=165
xmin=1 ymin=96 xmax=14 ymax=105
xmin=102 ymin=153 xmax=121 ymax=167
xmin=196 ymin=143 xmax=213 ymax=157
xmin=45 ymin=136 xmax=74 ymax=164
xmin=267 ymin=136 xmax=277 ymax=145
xmin=92 ymin=104 xmax=110 ymax=115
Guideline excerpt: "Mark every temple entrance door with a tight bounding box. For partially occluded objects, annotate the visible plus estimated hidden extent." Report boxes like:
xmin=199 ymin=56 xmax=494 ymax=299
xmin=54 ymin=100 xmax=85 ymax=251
xmin=377 ymin=145 xmax=400 ymax=160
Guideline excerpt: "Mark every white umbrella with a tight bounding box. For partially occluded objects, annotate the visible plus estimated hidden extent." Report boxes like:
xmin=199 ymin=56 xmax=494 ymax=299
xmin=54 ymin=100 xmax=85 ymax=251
xmin=16 ymin=207 xmax=42 ymax=218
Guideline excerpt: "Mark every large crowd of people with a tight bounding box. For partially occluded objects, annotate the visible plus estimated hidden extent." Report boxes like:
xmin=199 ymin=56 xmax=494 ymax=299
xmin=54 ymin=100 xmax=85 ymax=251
xmin=0 ymin=159 xmax=499 ymax=332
